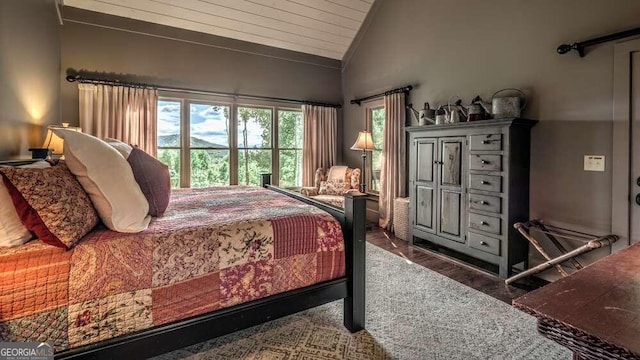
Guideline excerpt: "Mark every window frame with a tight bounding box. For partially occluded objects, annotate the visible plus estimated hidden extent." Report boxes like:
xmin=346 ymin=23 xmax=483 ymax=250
xmin=364 ymin=99 xmax=385 ymax=195
xmin=187 ymin=100 xmax=233 ymax=188
xmin=276 ymin=108 xmax=305 ymax=189
xmin=157 ymin=93 xmax=303 ymax=188
xmin=236 ymin=104 xmax=273 ymax=186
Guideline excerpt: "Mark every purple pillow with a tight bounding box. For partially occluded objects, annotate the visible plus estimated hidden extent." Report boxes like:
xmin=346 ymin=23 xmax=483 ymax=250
xmin=127 ymin=147 xmax=171 ymax=217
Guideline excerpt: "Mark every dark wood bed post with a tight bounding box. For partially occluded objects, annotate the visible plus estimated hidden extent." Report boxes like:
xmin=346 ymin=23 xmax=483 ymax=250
xmin=342 ymin=191 xmax=366 ymax=332
xmin=261 ymin=174 xmax=367 ymax=332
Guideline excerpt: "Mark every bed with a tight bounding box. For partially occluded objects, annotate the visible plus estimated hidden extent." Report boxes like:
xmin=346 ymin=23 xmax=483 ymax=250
xmin=0 ymin=161 xmax=366 ymax=360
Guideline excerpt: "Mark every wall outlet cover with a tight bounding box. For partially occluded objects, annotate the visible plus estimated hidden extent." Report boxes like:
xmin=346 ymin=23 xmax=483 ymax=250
xmin=584 ymin=155 xmax=605 ymax=172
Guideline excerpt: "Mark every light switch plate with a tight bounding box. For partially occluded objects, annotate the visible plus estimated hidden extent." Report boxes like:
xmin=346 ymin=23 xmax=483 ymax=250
xmin=584 ymin=155 xmax=605 ymax=172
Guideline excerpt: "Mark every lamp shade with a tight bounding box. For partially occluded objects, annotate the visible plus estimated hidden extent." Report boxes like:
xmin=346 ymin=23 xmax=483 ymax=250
xmin=350 ymin=131 xmax=377 ymax=151
xmin=42 ymin=123 xmax=81 ymax=155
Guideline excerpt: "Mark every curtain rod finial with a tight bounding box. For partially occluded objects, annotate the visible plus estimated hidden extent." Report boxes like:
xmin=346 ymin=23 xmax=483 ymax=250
xmin=66 ymin=75 xmax=79 ymax=83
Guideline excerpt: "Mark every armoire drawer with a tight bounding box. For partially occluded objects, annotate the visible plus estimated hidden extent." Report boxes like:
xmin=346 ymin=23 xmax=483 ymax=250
xmin=468 ymin=232 xmax=501 ymax=256
xmin=469 ymin=154 xmax=502 ymax=171
xmin=469 ymin=194 xmax=501 ymax=214
xmin=469 ymin=174 xmax=502 ymax=192
xmin=468 ymin=213 xmax=501 ymax=235
xmin=469 ymin=134 xmax=502 ymax=151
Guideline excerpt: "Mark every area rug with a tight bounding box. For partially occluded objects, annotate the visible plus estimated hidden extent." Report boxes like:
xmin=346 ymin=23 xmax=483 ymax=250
xmin=154 ymin=244 xmax=571 ymax=359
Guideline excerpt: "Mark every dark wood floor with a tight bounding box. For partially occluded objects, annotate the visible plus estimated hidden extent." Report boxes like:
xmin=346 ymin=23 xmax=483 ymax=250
xmin=367 ymin=228 xmax=546 ymax=304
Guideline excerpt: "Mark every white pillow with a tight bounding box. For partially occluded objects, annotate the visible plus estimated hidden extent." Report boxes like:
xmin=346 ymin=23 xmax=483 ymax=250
xmin=103 ymin=138 xmax=133 ymax=158
xmin=54 ymin=130 xmax=151 ymax=233
xmin=0 ymin=160 xmax=51 ymax=247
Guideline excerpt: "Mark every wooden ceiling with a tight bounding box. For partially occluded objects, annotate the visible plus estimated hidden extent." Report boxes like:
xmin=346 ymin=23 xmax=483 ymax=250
xmin=63 ymin=0 xmax=375 ymax=60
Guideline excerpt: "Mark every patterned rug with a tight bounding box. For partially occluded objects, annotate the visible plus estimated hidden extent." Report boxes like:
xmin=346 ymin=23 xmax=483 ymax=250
xmin=154 ymin=244 xmax=571 ymax=360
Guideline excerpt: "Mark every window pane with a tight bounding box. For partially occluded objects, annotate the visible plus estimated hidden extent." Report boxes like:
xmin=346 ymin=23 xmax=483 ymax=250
xmin=278 ymin=110 xmax=303 ymax=149
xmin=371 ymin=150 xmax=382 ymax=192
xmin=190 ymin=103 xmax=230 ymax=148
xmin=158 ymin=100 xmax=181 ymax=147
xmin=238 ymin=149 xmax=272 ymax=186
xmin=157 ymin=149 xmax=180 ymax=188
xmin=371 ymin=108 xmax=385 ymax=149
xmin=279 ymin=150 xmax=302 ymax=188
xmin=190 ymin=149 xmax=230 ymax=187
xmin=237 ymin=107 xmax=272 ymax=148
xmin=370 ymin=107 xmax=385 ymax=193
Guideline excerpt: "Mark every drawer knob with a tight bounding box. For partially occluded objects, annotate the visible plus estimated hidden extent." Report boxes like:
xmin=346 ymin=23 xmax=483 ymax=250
xmin=481 ymin=160 xmax=490 ymax=164
xmin=480 ymin=241 xmax=488 ymax=246
xmin=480 ymin=221 xmax=488 ymax=226
xmin=482 ymin=140 xmax=491 ymax=144
xmin=480 ymin=180 xmax=489 ymax=185
xmin=475 ymin=200 xmax=488 ymax=205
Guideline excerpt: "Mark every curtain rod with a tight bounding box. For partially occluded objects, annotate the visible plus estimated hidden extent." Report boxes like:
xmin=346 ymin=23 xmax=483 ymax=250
xmin=350 ymin=85 xmax=413 ymax=106
xmin=557 ymin=26 xmax=640 ymax=57
xmin=65 ymin=75 xmax=342 ymax=108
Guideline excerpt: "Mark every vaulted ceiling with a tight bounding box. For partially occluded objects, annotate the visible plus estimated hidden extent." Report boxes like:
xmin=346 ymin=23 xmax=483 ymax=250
xmin=63 ymin=0 xmax=375 ymax=60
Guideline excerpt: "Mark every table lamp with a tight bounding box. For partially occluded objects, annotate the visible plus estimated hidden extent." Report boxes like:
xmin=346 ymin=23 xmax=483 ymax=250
xmin=30 ymin=123 xmax=82 ymax=159
xmin=350 ymin=131 xmax=377 ymax=193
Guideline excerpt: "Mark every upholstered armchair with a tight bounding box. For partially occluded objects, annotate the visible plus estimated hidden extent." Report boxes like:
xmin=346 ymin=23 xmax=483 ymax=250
xmin=300 ymin=166 xmax=361 ymax=208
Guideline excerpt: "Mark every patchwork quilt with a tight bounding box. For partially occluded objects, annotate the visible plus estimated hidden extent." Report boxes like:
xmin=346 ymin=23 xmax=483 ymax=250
xmin=0 ymin=186 xmax=345 ymax=351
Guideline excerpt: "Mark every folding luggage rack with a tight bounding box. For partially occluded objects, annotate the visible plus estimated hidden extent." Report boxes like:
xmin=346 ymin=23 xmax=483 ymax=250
xmin=505 ymin=220 xmax=618 ymax=285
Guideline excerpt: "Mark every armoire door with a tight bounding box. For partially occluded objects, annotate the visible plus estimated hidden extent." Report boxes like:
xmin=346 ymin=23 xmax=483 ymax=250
xmin=631 ymin=49 xmax=640 ymax=245
xmin=437 ymin=137 xmax=464 ymax=242
xmin=613 ymin=38 xmax=640 ymax=251
xmin=414 ymin=139 xmax=436 ymax=233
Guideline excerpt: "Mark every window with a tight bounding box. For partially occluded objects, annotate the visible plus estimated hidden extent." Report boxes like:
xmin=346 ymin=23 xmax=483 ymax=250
xmin=277 ymin=110 xmax=304 ymax=188
xmin=189 ymin=103 xmax=230 ymax=188
xmin=367 ymin=103 xmax=385 ymax=194
xmin=157 ymin=97 xmax=303 ymax=188
xmin=157 ymin=100 xmax=181 ymax=188
xmin=237 ymin=107 xmax=272 ymax=186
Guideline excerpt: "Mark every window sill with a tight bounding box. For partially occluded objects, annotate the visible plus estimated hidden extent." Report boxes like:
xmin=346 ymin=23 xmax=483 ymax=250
xmin=365 ymin=192 xmax=379 ymax=200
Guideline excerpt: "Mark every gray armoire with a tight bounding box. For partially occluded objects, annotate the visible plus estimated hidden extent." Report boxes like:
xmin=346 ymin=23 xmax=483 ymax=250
xmin=407 ymin=118 xmax=536 ymax=278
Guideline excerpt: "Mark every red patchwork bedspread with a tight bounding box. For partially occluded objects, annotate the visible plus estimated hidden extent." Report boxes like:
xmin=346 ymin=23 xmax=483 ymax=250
xmin=0 ymin=186 xmax=345 ymax=351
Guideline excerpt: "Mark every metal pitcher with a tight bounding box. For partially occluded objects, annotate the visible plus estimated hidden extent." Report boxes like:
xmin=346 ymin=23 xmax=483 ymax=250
xmin=407 ymin=103 xmax=436 ymax=125
xmin=466 ymin=96 xmax=492 ymax=121
xmin=492 ymin=88 xmax=527 ymax=118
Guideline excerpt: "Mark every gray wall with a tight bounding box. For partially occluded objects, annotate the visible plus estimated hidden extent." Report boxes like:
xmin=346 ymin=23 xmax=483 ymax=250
xmin=0 ymin=0 xmax=60 ymax=159
xmin=60 ymin=8 xmax=342 ymax=129
xmin=342 ymin=0 xmax=640 ymax=236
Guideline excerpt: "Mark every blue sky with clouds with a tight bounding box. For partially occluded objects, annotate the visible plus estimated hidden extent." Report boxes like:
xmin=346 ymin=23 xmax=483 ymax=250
xmin=158 ymin=101 xmax=264 ymax=147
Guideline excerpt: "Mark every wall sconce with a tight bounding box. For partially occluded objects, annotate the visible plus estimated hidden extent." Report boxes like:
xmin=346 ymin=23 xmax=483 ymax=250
xmin=29 ymin=123 xmax=82 ymax=159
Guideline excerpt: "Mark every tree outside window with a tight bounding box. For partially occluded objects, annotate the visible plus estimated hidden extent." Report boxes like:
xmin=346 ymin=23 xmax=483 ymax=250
xmin=237 ymin=107 xmax=272 ymax=186
xmin=370 ymin=107 xmax=385 ymax=193
xmin=278 ymin=110 xmax=304 ymax=188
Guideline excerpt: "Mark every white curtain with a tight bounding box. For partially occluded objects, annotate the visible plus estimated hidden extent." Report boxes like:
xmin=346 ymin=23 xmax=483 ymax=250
xmin=302 ymin=105 xmax=338 ymax=187
xmin=379 ymin=93 xmax=407 ymax=230
xmin=78 ymin=84 xmax=158 ymax=156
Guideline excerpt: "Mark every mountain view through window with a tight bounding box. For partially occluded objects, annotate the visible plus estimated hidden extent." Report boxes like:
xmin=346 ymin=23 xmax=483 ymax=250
xmin=157 ymin=99 xmax=303 ymax=188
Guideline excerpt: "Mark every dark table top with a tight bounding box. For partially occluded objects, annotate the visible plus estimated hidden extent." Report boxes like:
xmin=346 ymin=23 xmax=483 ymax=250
xmin=514 ymin=242 xmax=640 ymax=357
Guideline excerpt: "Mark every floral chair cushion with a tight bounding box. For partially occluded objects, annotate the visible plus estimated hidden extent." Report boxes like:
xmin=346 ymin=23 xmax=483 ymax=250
xmin=349 ymin=168 xmax=361 ymax=190
xmin=318 ymin=179 xmax=347 ymax=196
xmin=314 ymin=168 xmax=328 ymax=189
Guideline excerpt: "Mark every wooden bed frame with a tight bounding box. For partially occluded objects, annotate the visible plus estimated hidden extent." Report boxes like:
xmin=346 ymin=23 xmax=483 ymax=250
xmin=0 ymin=162 xmax=367 ymax=359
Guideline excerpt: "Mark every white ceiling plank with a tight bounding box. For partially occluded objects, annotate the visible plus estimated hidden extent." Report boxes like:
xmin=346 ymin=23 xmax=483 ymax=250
xmin=246 ymin=0 xmax=361 ymax=30
xmin=197 ymin=0 xmax=357 ymax=38
xmin=95 ymin=0 xmax=348 ymax=52
xmin=152 ymin=0 xmax=352 ymax=46
xmin=289 ymin=0 xmax=366 ymax=21
xmin=65 ymin=0 xmax=345 ymax=58
xmin=325 ymin=0 xmax=372 ymax=13
xmin=64 ymin=0 xmax=375 ymax=59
